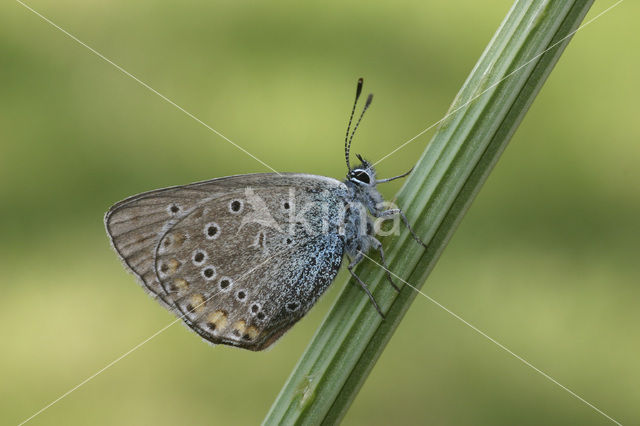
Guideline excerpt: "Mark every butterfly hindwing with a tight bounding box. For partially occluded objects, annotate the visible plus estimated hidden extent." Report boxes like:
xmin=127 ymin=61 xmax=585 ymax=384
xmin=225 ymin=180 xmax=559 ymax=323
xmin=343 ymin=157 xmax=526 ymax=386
xmin=106 ymin=173 xmax=348 ymax=350
xmin=162 ymin=227 xmax=345 ymax=350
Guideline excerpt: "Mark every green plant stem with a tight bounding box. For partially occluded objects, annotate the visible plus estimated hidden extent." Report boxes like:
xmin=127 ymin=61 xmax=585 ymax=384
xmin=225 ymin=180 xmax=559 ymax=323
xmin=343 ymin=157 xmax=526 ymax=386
xmin=264 ymin=1 xmax=594 ymax=424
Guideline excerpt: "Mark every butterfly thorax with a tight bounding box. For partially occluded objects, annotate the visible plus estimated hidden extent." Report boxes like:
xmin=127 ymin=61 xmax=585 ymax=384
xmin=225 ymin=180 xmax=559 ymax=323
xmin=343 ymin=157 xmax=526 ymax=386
xmin=341 ymin=160 xmax=384 ymax=258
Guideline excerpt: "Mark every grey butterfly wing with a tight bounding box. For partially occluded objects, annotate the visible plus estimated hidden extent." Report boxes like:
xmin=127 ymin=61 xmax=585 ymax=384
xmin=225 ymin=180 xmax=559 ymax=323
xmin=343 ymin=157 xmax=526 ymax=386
xmin=105 ymin=173 xmax=347 ymax=350
xmin=167 ymin=230 xmax=345 ymax=351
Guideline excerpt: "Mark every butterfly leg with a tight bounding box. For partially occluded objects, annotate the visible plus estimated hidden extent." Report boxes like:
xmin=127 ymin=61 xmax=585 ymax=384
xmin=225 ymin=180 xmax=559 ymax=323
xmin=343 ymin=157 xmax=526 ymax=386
xmin=368 ymin=237 xmax=400 ymax=292
xmin=374 ymin=208 xmax=427 ymax=249
xmin=347 ymin=253 xmax=385 ymax=318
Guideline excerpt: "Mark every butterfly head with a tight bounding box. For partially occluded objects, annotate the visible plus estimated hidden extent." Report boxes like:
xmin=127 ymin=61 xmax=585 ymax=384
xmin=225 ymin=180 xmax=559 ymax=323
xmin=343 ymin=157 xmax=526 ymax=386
xmin=343 ymin=78 xmax=412 ymax=190
xmin=347 ymin=154 xmax=377 ymax=187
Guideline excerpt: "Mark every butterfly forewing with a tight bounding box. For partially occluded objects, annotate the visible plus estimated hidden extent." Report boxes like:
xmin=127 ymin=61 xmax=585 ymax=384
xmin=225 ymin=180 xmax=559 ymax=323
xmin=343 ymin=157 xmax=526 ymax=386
xmin=105 ymin=187 xmax=216 ymax=308
xmin=105 ymin=173 xmax=347 ymax=350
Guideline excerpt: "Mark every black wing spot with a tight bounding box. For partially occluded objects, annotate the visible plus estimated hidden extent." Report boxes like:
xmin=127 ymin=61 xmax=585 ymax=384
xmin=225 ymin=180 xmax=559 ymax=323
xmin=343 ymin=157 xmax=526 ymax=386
xmin=219 ymin=278 xmax=231 ymax=290
xmin=205 ymin=223 xmax=220 ymax=239
xmin=230 ymin=200 xmax=243 ymax=213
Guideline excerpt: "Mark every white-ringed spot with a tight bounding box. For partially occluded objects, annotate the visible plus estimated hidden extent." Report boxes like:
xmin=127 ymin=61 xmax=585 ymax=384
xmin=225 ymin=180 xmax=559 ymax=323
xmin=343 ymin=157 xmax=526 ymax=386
xmin=229 ymin=199 xmax=244 ymax=214
xmin=217 ymin=277 xmax=233 ymax=291
xmin=250 ymin=302 xmax=262 ymax=315
xmin=235 ymin=289 xmax=247 ymax=302
xmin=204 ymin=222 xmax=220 ymax=240
xmin=192 ymin=250 xmax=207 ymax=265
xmin=202 ymin=266 xmax=216 ymax=280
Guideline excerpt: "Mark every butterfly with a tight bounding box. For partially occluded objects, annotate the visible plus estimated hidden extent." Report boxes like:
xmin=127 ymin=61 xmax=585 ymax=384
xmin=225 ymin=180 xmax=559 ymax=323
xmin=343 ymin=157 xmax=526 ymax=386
xmin=105 ymin=78 xmax=424 ymax=351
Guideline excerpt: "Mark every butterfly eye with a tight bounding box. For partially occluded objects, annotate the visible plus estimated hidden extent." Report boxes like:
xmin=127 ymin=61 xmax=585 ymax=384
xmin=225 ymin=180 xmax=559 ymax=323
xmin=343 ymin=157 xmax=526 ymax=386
xmin=350 ymin=169 xmax=371 ymax=185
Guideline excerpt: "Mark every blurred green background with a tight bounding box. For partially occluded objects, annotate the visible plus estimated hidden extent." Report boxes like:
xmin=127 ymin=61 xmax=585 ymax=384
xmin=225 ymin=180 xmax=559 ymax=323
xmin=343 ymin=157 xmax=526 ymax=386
xmin=1 ymin=0 xmax=638 ymax=424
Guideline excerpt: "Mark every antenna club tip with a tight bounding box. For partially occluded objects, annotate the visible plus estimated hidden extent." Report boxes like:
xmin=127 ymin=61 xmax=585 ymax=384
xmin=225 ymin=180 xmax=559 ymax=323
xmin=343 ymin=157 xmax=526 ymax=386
xmin=365 ymin=93 xmax=373 ymax=106
xmin=355 ymin=78 xmax=364 ymax=97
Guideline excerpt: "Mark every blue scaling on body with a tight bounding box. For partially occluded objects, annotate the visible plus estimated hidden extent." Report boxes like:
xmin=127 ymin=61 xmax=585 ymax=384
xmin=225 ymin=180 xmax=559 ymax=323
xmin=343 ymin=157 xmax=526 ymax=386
xmin=105 ymin=78 xmax=426 ymax=351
